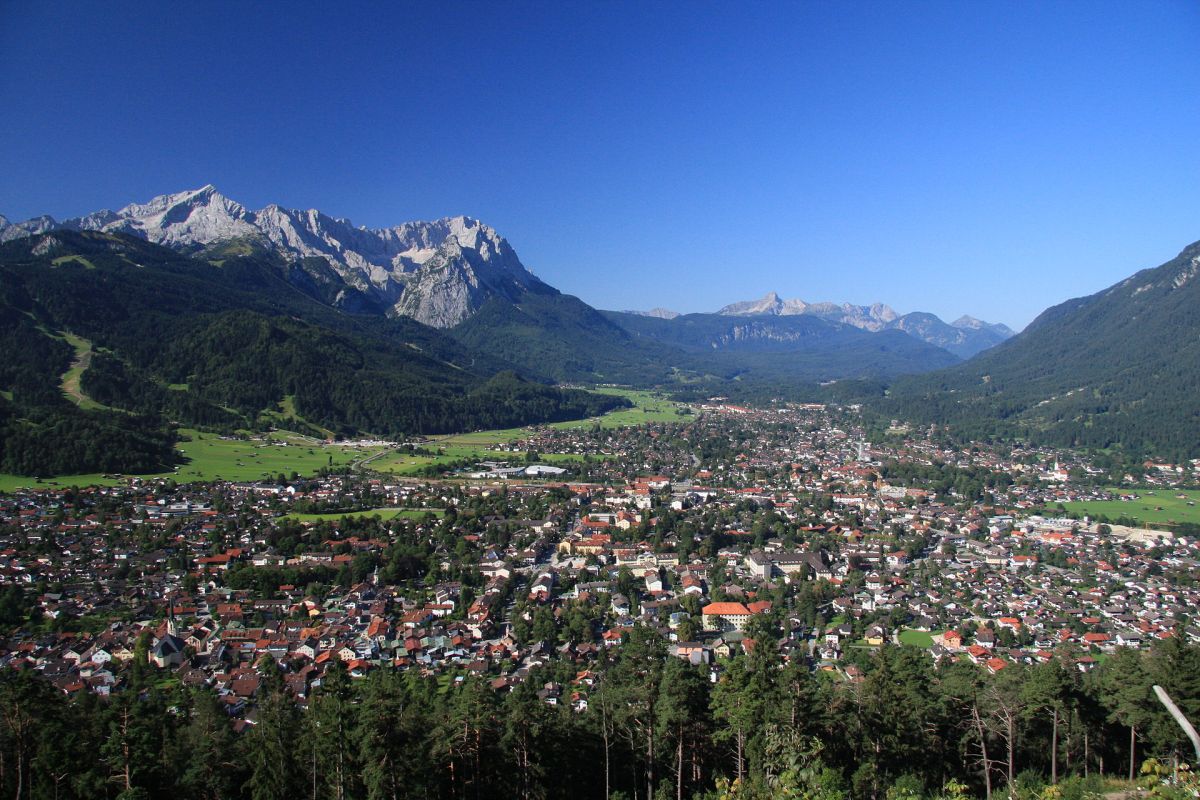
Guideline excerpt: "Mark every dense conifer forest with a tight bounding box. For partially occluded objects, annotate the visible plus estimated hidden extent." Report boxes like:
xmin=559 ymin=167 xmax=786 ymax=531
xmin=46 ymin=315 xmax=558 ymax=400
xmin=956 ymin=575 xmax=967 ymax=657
xmin=2 ymin=627 xmax=1197 ymax=800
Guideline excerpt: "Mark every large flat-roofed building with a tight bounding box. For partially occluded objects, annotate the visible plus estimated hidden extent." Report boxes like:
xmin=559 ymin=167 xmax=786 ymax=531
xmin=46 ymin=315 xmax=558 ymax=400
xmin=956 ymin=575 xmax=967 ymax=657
xmin=748 ymin=550 xmax=831 ymax=580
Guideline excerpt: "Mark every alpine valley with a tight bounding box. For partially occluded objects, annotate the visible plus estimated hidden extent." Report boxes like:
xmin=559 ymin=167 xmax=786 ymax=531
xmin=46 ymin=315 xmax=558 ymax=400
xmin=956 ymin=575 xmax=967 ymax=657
xmin=1 ymin=185 xmax=1196 ymax=477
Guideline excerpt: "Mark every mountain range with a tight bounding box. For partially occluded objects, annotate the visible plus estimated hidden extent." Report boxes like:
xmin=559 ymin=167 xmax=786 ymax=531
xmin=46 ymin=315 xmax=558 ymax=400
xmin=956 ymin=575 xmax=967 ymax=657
xmin=0 ymin=188 xmax=1012 ymax=359
xmin=2 ymin=185 xmax=1197 ymax=472
xmin=0 ymin=230 xmax=627 ymax=476
xmin=624 ymin=292 xmax=1016 ymax=359
xmin=0 ymin=186 xmax=544 ymax=329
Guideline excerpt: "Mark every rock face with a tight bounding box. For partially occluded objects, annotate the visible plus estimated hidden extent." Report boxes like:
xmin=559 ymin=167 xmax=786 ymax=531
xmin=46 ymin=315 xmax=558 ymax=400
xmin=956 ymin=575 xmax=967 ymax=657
xmin=622 ymin=307 xmax=680 ymax=319
xmin=0 ymin=186 xmax=545 ymax=328
xmin=718 ymin=291 xmax=899 ymax=330
xmin=718 ymin=291 xmax=810 ymax=317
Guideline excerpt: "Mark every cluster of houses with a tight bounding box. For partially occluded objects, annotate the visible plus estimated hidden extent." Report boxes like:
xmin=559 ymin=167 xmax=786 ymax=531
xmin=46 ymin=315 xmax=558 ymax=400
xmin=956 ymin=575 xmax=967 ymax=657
xmin=0 ymin=401 xmax=1195 ymax=719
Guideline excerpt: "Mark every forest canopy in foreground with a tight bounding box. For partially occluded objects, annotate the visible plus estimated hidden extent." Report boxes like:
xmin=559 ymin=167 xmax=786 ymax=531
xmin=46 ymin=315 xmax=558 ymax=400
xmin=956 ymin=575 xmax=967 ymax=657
xmin=1 ymin=625 xmax=1198 ymax=800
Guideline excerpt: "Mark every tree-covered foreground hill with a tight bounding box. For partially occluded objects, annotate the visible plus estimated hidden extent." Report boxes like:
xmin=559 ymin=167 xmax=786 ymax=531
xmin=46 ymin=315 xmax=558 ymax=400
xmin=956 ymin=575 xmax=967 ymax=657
xmin=2 ymin=625 xmax=1197 ymax=800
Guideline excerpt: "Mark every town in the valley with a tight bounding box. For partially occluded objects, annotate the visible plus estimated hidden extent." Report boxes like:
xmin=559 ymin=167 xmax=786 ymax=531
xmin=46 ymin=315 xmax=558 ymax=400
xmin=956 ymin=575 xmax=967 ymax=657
xmin=1 ymin=399 xmax=1195 ymax=712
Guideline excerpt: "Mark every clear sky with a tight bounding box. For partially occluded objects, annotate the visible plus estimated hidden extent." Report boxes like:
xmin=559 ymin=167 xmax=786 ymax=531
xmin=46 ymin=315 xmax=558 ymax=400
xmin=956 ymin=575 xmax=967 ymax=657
xmin=2 ymin=2 xmax=1198 ymax=329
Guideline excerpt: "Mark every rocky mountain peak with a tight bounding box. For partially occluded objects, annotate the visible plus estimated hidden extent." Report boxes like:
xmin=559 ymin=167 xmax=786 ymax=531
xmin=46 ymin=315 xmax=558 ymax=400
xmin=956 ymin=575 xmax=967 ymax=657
xmin=623 ymin=307 xmax=680 ymax=319
xmin=718 ymin=291 xmax=792 ymax=316
xmin=1 ymin=187 xmax=544 ymax=329
xmin=712 ymin=291 xmax=1013 ymax=357
xmin=951 ymin=315 xmax=1016 ymax=338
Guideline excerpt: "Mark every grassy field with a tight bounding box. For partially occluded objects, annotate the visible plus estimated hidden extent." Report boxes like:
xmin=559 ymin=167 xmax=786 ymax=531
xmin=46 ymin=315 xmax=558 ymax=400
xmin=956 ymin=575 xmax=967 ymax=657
xmin=258 ymin=395 xmax=334 ymax=439
xmin=51 ymin=254 xmax=96 ymax=269
xmin=372 ymin=388 xmax=688 ymax=477
xmin=431 ymin=388 xmax=688 ymax=443
xmin=898 ymin=629 xmax=938 ymax=648
xmin=556 ymin=388 xmax=691 ymax=430
xmin=1060 ymin=488 xmax=1200 ymax=527
xmin=0 ymin=387 xmax=688 ymax=490
xmin=281 ymin=507 xmax=444 ymax=523
xmin=59 ymin=332 xmax=108 ymax=411
xmin=0 ymin=429 xmax=386 ymax=492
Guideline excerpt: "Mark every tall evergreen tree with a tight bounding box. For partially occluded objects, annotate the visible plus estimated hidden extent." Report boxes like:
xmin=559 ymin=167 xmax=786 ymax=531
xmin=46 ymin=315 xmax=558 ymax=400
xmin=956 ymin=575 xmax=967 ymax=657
xmin=242 ymin=657 xmax=302 ymax=800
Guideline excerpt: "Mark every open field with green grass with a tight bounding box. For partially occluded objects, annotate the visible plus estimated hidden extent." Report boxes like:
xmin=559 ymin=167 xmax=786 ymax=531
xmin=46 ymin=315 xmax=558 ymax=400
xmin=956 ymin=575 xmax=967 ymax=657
xmin=370 ymin=388 xmax=688 ymax=477
xmin=0 ymin=387 xmax=687 ymax=490
xmin=0 ymin=429 xmax=387 ymax=492
xmin=59 ymin=332 xmax=108 ymax=411
xmin=281 ymin=507 xmax=444 ymax=523
xmin=898 ymin=629 xmax=939 ymax=648
xmin=170 ymin=430 xmax=387 ymax=482
xmin=557 ymin=387 xmax=692 ymax=429
xmin=51 ymin=254 xmax=96 ymax=269
xmin=257 ymin=394 xmax=334 ymax=438
xmin=1059 ymin=487 xmax=1200 ymax=527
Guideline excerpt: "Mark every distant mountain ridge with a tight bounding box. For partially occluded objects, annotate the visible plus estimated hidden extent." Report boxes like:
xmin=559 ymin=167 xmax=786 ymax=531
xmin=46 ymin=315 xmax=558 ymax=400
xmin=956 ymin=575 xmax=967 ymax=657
xmin=0 ymin=186 xmax=544 ymax=328
xmin=715 ymin=291 xmax=1014 ymax=358
xmin=600 ymin=309 xmax=961 ymax=382
xmin=1 ymin=187 xmax=972 ymax=400
xmin=719 ymin=291 xmax=900 ymax=330
xmin=621 ymin=307 xmax=680 ymax=320
xmin=2 ymin=188 xmax=1016 ymax=359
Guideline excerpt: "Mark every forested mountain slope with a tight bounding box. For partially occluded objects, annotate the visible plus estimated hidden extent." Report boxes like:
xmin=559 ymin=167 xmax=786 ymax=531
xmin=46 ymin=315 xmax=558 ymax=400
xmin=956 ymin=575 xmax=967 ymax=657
xmin=0 ymin=232 xmax=627 ymax=475
xmin=602 ymin=310 xmax=961 ymax=383
xmin=879 ymin=239 xmax=1200 ymax=460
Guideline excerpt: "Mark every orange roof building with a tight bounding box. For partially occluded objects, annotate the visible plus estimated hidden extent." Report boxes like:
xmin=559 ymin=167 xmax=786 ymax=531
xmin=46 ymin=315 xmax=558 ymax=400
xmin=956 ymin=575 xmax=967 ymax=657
xmin=702 ymin=602 xmax=752 ymax=632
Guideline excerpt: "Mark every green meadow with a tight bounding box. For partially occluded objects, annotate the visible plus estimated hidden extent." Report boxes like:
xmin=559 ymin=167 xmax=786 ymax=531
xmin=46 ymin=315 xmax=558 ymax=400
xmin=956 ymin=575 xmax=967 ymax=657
xmin=898 ymin=629 xmax=938 ymax=648
xmin=50 ymin=254 xmax=96 ymax=269
xmin=0 ymin=429 xmax=384 ymax=492
xmin=59 ymin=333 xmax=108 ymax=411
xmin=1059 ymin=487 xmax=1200 ymax=527
xmin=370 ymin=388 xmax=688 ymax=476
xmin=0 ymin=387 xmax=688 ymax=490
xmin=281 ymin=507 xmax=444 ymax=523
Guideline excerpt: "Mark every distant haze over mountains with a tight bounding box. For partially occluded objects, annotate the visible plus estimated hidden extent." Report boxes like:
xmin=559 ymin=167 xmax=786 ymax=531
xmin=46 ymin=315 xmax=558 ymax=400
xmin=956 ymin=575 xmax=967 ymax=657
xmin=624 ymin=291 xmax=1016 ymax=359
xmin=622 ymin=307 xmax=680 ymax=320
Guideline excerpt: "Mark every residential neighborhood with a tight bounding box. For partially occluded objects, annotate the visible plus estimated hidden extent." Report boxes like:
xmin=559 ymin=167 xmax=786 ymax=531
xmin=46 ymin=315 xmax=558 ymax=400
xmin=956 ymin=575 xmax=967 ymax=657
xmin=0 ymin=402 xmax=1195 ymax=718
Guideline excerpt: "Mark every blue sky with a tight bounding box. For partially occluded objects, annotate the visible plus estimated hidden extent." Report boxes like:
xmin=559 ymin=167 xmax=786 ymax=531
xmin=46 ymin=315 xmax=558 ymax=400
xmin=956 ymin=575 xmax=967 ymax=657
xmin=2 ymin=2 xmax=1198 ymax=329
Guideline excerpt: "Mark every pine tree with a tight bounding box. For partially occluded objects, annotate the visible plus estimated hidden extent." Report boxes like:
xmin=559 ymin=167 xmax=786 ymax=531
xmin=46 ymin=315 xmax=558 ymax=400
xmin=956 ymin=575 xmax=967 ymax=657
xmin=1098 ymin=647 xmax=1154 ymax=781
xmin=1020 ymin=659 xmax=1072 ymax=784
xmin=305 ymin=661 xmax=359 ymax=800
xmin=242 ymin=657 xmax=301 ymax=800
xmin=358 ymin=672 xmax=411 ymax=800
xmin=178 ymin=689 xmax=241 ymax=800
xmin=656 ymin=657 xmax=710 ymax=800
